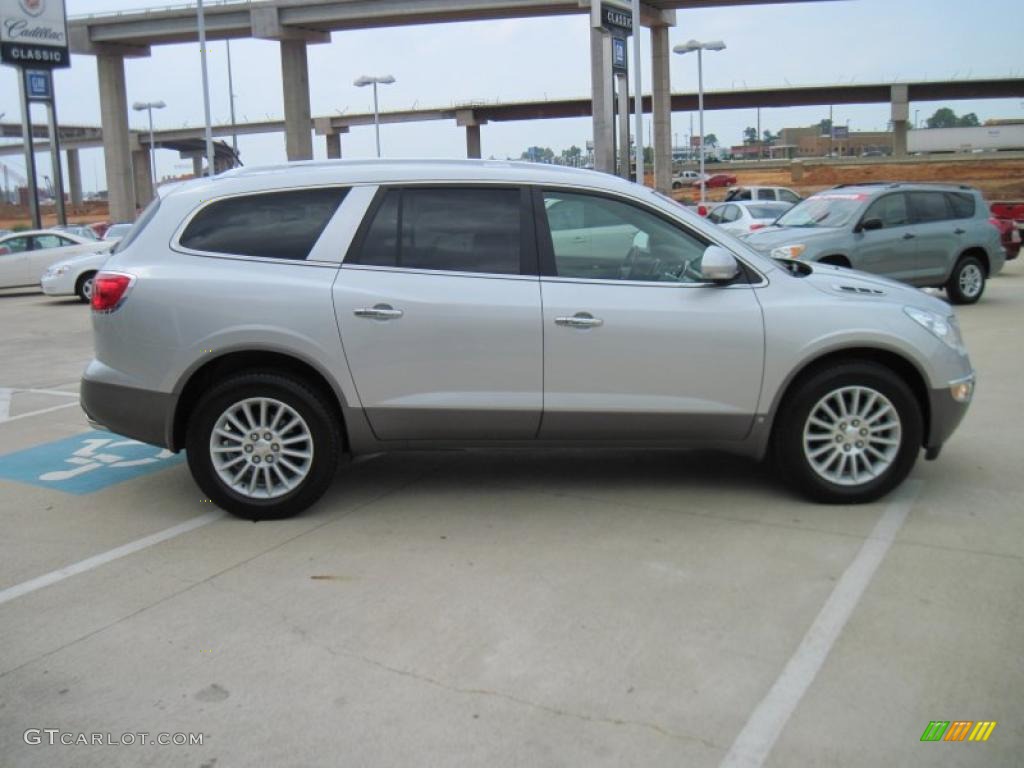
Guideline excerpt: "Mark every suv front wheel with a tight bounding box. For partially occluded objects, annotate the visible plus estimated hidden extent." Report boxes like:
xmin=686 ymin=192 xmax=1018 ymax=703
xmin=774 ymin=362 xmax=922 ymax=504
xmin=185 ymin=372 xmax=341 ymax=520
xmin=946 ymin=255 xmax=985 ymax=305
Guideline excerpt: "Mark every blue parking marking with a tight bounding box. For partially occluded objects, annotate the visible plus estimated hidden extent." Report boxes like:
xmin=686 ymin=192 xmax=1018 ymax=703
xmin=0 ymin=431 xmax=184 ymax=495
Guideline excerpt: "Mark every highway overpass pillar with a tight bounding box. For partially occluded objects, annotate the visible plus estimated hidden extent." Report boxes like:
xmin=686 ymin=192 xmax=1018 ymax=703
xmin=280 ymin=40 xmax=314 ymax=161
xmin=891 ymin=84 xmax=909 ymax=156
xmin=325 ymin=132 xmax=341 ymax=159
xmin=590 ymin=27 xmax=616 ymax=174
xmin=97 ymin=53 xmax=135 ymax=222
xmin=192 ymin=156 xmax=203 ymax=176
xmin=132 ymin=149 xmax=154 ymax=211
xmin=650 ymin=24 xmax=673 ymax=193
xmin=66 ymin=149 xmax=83 ymax=206
xmin=465 ymin=125 xmax=482 ymax=159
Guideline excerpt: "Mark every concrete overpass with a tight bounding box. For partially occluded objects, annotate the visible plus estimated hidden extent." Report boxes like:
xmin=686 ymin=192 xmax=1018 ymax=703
xmin=7 ymin=76 xmax=1022 ymax=154
xmin=68 ymin=0 xmax=843 ymax=220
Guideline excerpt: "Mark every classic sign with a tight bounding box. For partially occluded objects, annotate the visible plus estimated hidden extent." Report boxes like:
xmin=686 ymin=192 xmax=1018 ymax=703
xmin=1 ymin=0 xmax=70 ymax=68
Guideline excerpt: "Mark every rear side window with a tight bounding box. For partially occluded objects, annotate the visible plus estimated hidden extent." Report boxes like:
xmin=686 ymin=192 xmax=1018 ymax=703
xmin=909 ymin=192 xmax=951 ymax=223
xmin=945 ymin=192 xmax=975 ymax=219
xmin=180 ymin=188 xmax=346 ymax=260
xmin=755 ymin=189 xmax=776 ymax=201
xmin=350 ymin=187 xmax=522 ymax=275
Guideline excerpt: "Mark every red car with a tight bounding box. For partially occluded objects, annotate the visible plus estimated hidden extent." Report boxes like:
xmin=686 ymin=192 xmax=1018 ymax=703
xmin=990 ymin=201 xmax=1023 ymax=260
xmin=694 ymin=173 xmax=738 ymax=189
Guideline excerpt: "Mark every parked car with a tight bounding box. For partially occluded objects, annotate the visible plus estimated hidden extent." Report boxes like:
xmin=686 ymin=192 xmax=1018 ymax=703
xmin=81 ymin=160 xmax=976 ymax=520
xmin=725 ymin=186 xmax=802 ymax=204
xmin=698 ymin=173 xmax=737 ymax=189
xmin=54 ymin=224 xmax=100 ymax=241
xmin=990 ymin=217 xmax=1020 ymax=261
xmin=103 ymin=222 xmax=134 ymax=241
xmin=707 ymin=201 xmax=793 ymax=235
xmin=990 ymin=200 xmax=1023 ymax=261
xmin=88 ymin=221 xmax=112 ymax=239
xmin=41 ymin=250 xmax=113 ymax=302
xmin=0 ymin=229 xmax=114 ymax=290
xmin=672 ymin=170 xmax=708 ymax=189
xmin=744 ymin=183 xmax=1005 ymax=304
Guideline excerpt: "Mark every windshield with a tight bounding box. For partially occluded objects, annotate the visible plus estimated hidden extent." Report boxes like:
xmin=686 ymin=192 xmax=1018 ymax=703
xmin=746 ymin=203 xmax=791 ymax=219
xmin=775 ymin=194 xmax=865 ymax=229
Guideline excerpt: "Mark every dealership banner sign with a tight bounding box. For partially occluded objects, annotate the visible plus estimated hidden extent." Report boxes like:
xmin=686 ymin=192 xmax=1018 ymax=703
xmin=1 ymin=0 xmax=70 ymax=68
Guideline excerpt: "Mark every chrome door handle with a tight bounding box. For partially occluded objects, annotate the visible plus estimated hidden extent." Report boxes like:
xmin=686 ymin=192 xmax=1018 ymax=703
xmin=954 ymin=228 xmax=966 ymax=235
xmin=555 ymin=313 xmax=603 ymax=328
xmin=354 ymin=304 xmax=403 ymax=320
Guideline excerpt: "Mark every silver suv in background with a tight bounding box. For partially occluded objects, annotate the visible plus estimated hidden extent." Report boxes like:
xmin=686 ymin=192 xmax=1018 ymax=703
xmin=82 ymin=161 xmax=975 ymax=519
xmin=744 ymin=182 xmax=1004 ymax=304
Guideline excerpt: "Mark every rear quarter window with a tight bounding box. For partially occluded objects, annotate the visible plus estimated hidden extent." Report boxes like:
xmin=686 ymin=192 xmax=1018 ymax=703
xmin=179 ymin=187 xmax=347 ymax=260
xmin=945 ymin=192 xmax=976 ymax=219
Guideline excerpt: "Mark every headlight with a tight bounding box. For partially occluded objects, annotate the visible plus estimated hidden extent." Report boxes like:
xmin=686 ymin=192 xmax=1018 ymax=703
xmin=904 ymin=307 xmax=965 ymax=351
xmin=770 ymin=244 xmax=806 ymax=259
xmin=46 ymin=265 xmax=70 ymax=277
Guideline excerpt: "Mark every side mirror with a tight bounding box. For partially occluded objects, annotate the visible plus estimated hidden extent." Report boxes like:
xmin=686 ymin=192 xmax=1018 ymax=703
xmin=700 ymin=245 xmax=740 ymax=283
xmin=859 ymin=217 xmax=883 ymax=232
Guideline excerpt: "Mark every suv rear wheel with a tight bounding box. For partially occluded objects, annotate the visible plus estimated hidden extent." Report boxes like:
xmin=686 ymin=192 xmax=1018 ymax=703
xmin=946 ymin=255 xmax=985 ymax=305
xmin=185 ymin=372 xmax=340 ymax=520
xmin=774 ymin=361 xmax=922 ymax=503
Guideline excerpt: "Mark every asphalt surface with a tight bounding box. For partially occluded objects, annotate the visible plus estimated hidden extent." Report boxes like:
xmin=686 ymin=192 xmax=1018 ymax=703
xmin=0 ymin=263 xmax=1021 ymax=767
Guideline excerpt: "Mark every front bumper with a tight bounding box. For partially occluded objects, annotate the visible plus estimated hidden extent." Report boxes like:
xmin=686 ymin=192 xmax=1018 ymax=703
xmin=40 ymin=274 xmax=71 ymax=296
xmin=925 ymin=374 xmax=974 ymax=452
xmin=80 ymin=376 xmax=178 ymax=450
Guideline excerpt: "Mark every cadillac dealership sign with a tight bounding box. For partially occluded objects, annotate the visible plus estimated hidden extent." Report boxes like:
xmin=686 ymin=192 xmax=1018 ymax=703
xmin=1 ymin=0 xmax=70 ymax=68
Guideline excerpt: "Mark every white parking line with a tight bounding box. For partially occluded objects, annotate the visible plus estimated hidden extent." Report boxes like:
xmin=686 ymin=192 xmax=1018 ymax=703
xmin=0 ymin=510 xmax=226 ymax=606
xmin=0 ymin=388 xmax=10 ymax=421
xmin=719 ymin=480 xmax=921 ymax=768
xmin=0 ymin=401 xmax=81 ymax=424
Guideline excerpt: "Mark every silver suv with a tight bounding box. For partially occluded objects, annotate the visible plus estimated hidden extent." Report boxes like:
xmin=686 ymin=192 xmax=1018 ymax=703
xmin=82 ymin=161 xmax=975 ymax=519
xmin=744 ymin=182 xmax=1004 ymax=304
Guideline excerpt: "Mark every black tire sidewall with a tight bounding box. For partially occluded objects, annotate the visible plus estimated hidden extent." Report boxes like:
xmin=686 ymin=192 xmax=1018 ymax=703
xmin=946 ymin=256 xmax=984 ymax=305
xmin=76 ymin=272 xmax=96 ymax=304
xmin=775 ymin=362 xmax=923 ymax=504
xmin=186 ymin=373 xmax=339 ymax=520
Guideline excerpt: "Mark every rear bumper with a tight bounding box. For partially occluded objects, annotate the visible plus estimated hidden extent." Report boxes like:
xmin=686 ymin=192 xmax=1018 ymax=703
xmin=80 ymin=376 xmax=177 ymax=450
xmin=925 ymin=375 xmax=973 ymax=451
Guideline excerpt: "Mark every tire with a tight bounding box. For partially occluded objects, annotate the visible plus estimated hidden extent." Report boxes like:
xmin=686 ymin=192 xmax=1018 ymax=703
xmin=75 ymin=271 xmax=97 ymax=304
xmin=946 ymin=255 xmax=985 ymax=305
xmin=185 ymin=372 xmax=341 ymax=520
xmin=773 ymin=361 xmax=922 ymax=504
xmin=672 ymin=181 xmax=682 ymax=190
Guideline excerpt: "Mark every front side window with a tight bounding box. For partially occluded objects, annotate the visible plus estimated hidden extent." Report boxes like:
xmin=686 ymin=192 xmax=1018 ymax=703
xmin=778 ymin=189 xmax=801 ymax=204
xmin=541 ymin=191 xmax=710 ymax=283
xmin=721 ymin=205 xmax=741 ymax=223
xmin=350 ymin=187 xmax=522 ymax=275
xmin=180 ymin=188 xmax=346 ymax=260
xmin=755 ymin=189 xmax=777 ymax=201
xmin=909 ymin=192 xmax=951 ymax=224
xmin=863 ymin=193 xmax=909 ymax=228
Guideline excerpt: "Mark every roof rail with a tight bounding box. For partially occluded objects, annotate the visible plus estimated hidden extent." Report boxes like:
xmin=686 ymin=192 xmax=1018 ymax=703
xmin=832 ymin=181 xmax=976 ymax=191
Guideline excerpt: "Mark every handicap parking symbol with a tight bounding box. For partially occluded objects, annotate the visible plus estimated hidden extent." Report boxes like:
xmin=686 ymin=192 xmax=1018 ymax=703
xmin=0 ymin=431 xmax=184 ymax=495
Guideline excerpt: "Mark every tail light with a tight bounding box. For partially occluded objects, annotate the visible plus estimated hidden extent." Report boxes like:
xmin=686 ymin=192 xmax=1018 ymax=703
xmin=750 ymin=223 xmax=767 ymax=231
xmin=91 ymin=272 xmax=135 ymax=312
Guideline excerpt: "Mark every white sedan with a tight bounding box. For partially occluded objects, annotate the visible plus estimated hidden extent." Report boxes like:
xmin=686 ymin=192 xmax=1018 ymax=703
xmin=706 ymin=201 xmax=793 ymax=236
xmin=41 ymin=250 xmax=114 ymax=303
xmin=0 ymin=229 xmax=114 ymax=291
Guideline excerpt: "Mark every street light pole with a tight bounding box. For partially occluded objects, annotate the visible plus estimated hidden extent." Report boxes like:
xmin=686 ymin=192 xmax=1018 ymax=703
xmin=355 ymin=75 xmax=396 ymax=158
xmin=674 ymin=39 xmax=725 ymax=204
xmin=196 ymin=0 xmax=215 ymax=176
xmin=226 ymin=39 xmax=239 ymax=157
xmin=132 ymin=100 xmax=166 ymax=191
xmin=631 ymin=0 xmax=643 ymax=184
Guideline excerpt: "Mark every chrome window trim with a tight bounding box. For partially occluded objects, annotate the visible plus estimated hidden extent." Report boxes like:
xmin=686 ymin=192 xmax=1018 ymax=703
xmin=169 ymin=183 xmax=363 ymax=266
xmin=340 ymin=263 xmax=539 ymax=283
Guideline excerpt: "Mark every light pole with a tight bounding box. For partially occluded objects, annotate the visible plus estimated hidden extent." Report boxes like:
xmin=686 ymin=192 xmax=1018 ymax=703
xmin=196 ymin=0 xmax=215 ymax=176
xmin=226 ymin=39 xmax=239 ymax=158
xmin=914 ymin=109 xmax=920 ymax=129
xmin=354 ymin=75 xmax=396 ymax=158
xmin=132 ymin=100 xmax=166 ymax=186
xmin=673 ymin=39 xmax=726 ymax=203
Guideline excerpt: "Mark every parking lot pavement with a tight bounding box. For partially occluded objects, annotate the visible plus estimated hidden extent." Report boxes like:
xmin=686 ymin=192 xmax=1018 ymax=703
xmin=0 ymin=264 xmax=1021 ymax=767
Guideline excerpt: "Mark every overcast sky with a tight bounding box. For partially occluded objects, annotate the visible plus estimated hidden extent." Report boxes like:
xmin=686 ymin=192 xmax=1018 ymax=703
xmin=1 ymin=0 xmax=1022 ymax=193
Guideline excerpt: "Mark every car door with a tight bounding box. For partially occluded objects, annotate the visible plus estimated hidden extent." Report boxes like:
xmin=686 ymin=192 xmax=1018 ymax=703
xmin=908 ymin=191 xmax=961 ymax=284
xmin=333 ymin=185 xmax=543 ymax=440
xmin=0 ymin=235 xmax=32 ymax=287
xmin=535 ymin=188 xmax=765 ymax=441
xmin=27 ymin=234 xmax=78 ymax=280
xmin=851 ymin=192 xmax=919 ymax=281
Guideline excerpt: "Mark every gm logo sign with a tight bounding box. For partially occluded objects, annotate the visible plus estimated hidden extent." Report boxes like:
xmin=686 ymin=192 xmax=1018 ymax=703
xmin=920 ymin=721 xmax=997 ymax=742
